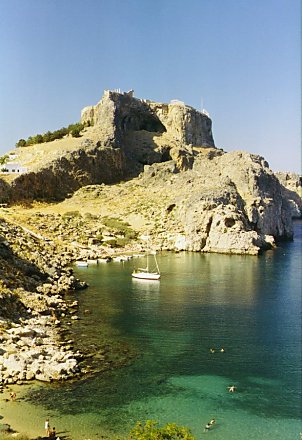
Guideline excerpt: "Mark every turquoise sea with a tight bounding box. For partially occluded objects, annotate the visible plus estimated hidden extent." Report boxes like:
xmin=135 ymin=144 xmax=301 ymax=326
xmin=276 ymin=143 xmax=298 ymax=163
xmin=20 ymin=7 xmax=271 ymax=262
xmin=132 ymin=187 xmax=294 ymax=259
xmin=24 ymin=221 xmax=302 ymax=439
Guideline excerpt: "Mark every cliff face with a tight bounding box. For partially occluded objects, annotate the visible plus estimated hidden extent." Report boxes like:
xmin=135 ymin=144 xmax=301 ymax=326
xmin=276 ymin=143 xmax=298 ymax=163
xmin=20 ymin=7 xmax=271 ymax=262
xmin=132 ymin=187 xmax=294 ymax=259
xmin=1 ymin=90 xmax=215 ymax=203
xmin=81 ymin=90 xmax=215 ymax=148
xmin=8 ymin=143 xmax=126 ymax=202
xmin=134 ymin=150 xmax=293 ymax=254
xmin=275 ymin=172 xmax=302 ymax=218
xmin=148 ymin=101 xmax=214 ymax=147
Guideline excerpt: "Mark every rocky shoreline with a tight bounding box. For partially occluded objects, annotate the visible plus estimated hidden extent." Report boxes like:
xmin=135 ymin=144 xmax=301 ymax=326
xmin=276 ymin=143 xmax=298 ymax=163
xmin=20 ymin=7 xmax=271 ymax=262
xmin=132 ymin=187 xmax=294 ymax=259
xmin=0 ymin=217 xmax=85 ymax=388
xmin=0 ymin=214 xmax=141 ymax=391
xmin=0 ymin=213 xmax=141 ymax=439
xmin=0 ymin=303 xmax=84 ymax=387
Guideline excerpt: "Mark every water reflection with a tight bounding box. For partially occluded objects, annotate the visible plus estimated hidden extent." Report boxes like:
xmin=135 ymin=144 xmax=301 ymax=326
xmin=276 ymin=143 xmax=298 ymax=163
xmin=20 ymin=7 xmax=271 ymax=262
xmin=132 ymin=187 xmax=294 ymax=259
xmin=22 ymin=226 xmax=302 ymax=439
xmin=131 ymin=278 xmax=160 ymax=299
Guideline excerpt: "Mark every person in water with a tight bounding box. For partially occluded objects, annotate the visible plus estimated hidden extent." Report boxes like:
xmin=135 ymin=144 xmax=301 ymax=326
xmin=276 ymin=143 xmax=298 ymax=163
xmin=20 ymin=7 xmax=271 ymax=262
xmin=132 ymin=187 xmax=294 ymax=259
xmin=204 ymin=418 xmax=216 ymax=431
xmin=228 ymin=385 xmax=237 ymax=392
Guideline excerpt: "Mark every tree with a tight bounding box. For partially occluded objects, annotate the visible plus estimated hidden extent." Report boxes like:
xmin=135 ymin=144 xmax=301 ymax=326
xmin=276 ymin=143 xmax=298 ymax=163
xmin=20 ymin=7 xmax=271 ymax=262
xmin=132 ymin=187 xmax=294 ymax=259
xmin=43 ymin=131 xmax=52 ymax=142
xmin=16 ymin=139 xmax=27 ymax=148
xmin=35 ymin=134 xmax=44 ymax=143
xmin=14 ymin=121 xmax=84 ymax=147
xmin=71 ymin=127 xmax=82 ymax=137
xmin=0 ymin=154 xmax=9 ymax=165
xmin=128 ymin=420 xmax=196 ymax=440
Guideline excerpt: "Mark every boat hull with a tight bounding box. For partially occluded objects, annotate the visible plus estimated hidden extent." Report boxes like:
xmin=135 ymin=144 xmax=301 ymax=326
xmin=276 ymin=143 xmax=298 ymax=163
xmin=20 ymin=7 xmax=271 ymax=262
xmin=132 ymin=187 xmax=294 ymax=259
xmin=76 ymin=261 xmax=88 ymax=267
xmin=132 ymin=271 xmax=160 ymax=280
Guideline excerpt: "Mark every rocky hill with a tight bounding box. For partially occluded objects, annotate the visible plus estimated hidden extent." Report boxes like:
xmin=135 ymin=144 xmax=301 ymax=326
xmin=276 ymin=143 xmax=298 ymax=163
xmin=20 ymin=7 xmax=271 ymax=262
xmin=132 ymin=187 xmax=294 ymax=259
xmin=0 ymin=89 xmax=300 ymax=257
xmin=0 ymin=90 xmax=214 ymax=202
xmin=48 ymin=148 xmax=293 ymax=255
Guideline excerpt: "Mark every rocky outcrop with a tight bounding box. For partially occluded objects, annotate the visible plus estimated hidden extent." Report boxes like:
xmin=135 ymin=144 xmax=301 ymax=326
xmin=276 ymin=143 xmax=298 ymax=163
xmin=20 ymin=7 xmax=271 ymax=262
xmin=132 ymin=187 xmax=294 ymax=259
xmin=0 ymin=218 xmax=88 ymax=385
xmin=149 ymin=101 xmax=214 ymax=147
xmin=0 ymin=317 xmax=81 ymax=384
xmin=275 ymin=172 xmax=302 ymax=218
xmin=81 ymin=90 xmax=215 ymax=148
xmin=169 ymin=151 xmax=293 ymax=254
xmin=1 ymin=91 xmax=215 ymax=203
xmin=75 ymin=148 xmax=291 ymax=255
xmin=0 ymin=142 xmax=126 ymax=202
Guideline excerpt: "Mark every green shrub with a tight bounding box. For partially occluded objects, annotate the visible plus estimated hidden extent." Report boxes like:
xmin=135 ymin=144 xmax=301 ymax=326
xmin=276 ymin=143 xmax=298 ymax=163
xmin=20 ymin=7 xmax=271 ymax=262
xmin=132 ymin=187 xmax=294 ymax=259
xmin=71 ymin=128 xmax=81 ymax=137
xmin=0 ymin=155 xmax=9 ymax=165
xmin=62 ymin=211 xmax=81 ymax=219
xmin=84 ymin=212 xmax=98 ymax=220
xmin=128 ymin=420 xmax=196 ymax=440
xmin=102 ymin=217 xmax=137 ymax=240
xmin=16 ymin=139 xmax=27 ymax=148
xmin=68 ymin=122 xmax=85 ymax=138
xmin=104 ymin=238 xmax=117 ymax=247
xmin=14 ymin=121 xmax=85 ymax=147
xmin=115 ymin=237 xmax=130 ymax=247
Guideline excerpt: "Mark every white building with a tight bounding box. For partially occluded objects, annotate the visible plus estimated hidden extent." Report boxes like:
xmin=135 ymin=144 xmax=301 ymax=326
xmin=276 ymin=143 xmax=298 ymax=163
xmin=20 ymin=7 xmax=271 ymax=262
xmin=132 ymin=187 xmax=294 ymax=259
xmin=0 ymin=162 xmax=28 ymax=174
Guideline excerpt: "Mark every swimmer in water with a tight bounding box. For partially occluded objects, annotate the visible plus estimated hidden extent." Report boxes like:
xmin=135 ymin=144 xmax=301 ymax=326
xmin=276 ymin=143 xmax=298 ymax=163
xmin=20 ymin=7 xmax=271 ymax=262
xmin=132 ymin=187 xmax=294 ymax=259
xmin=228 ymin=385 xmax=237 ymax=392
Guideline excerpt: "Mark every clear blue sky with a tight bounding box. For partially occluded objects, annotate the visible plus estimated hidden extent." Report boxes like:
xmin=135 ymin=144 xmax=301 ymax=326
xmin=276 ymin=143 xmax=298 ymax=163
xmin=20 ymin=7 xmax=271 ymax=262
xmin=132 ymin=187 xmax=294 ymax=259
xmin=0 ymin=0 xmax=300 ymax=172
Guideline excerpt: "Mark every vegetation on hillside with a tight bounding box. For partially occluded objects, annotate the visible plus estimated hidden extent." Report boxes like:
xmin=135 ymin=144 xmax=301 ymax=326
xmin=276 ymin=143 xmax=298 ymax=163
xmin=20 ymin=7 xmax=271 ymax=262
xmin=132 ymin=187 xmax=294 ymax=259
xmin=102 ymin=216 xmax=138 ymax=239
xmin=0 ymin=432 xmax=30 ymax=440
xmin=0 ymin=154 xmax=9 ymax=165
xmin=15 ymin=121 xmax=93 ymax=148
xmin=127 ymin=420 xmax=196 ymax=440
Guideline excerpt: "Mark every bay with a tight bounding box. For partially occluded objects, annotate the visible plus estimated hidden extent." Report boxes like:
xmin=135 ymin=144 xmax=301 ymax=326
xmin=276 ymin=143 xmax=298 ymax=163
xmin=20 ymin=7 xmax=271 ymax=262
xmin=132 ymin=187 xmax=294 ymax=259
xmin=4 ymin=221 xmax=302 ymax=439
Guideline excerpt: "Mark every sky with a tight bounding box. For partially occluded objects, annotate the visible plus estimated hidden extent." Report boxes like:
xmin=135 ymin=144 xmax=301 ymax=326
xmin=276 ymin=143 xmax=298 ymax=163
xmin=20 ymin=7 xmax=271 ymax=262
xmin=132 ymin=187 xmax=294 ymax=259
xmin=0 ymin=0 xmax=300 ymax=173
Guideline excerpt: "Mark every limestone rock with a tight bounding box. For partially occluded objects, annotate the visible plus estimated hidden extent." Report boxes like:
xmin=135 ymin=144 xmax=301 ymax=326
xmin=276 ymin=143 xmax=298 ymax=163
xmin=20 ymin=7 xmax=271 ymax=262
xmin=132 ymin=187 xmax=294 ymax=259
xmin=1 ymin=90 xmax=215 ymax=203
xmin=149 ymin=100 xmax=214 ymax=147
xmin=81 ymin=90 xmax=215 ymax=149
xmin=135 ymin=150 xmax=293 ymax=254
xmin=275 ymin=172 xmax=302 ymax=218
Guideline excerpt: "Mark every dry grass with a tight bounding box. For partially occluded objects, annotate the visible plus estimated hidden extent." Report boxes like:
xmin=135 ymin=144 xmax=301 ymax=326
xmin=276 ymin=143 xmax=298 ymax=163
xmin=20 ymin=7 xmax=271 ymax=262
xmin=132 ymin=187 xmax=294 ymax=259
xmin=2 ymin=169 xmax=174 ymax=237
xmin=3 ymin=125 xmax=102 ymax=174
xmin=0 ymin=434 xmax=31 ymax=440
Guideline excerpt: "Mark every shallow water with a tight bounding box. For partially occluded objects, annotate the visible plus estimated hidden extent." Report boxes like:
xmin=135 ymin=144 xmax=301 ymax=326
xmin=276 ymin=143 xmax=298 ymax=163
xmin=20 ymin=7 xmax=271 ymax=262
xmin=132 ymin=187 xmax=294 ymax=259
xmin=1 ymin=222 xmax=301 ymax=439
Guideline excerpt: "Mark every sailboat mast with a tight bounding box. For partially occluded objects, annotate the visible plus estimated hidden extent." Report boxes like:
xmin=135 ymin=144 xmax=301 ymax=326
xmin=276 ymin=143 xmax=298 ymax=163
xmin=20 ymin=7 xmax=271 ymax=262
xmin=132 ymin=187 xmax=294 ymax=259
xmin=154 ymin=254 xmax=160 ymax=274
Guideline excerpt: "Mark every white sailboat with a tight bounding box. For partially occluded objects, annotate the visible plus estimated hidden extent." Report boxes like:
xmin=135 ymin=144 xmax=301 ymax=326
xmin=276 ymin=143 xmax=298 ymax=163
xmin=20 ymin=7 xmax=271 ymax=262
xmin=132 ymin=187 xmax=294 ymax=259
xmin=132 ymin=251 xmax=160 ymax=280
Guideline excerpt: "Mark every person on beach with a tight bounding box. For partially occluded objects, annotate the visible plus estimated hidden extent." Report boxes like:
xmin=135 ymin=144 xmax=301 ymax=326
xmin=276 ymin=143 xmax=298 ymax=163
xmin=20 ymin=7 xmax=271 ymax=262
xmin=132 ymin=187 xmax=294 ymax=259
xmin=45 ymin=418 xmax=50 ymax=437
xmin=10 ymin=391 xmax=16 ymax=400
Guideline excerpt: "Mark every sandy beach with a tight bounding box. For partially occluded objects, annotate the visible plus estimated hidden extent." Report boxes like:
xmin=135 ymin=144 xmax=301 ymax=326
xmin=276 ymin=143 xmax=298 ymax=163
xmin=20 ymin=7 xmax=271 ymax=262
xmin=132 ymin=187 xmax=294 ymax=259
xmin=0 ymin=382 xmax=111 ymax=440
xmin=0 ymin=384 xmax=53 ymax=439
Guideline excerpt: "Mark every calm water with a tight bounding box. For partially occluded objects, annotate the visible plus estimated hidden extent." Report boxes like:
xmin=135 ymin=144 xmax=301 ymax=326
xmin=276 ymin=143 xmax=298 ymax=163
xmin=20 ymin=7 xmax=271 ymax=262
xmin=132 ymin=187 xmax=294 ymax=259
xmin=24 ymin=221 xmax=302 ymax=439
